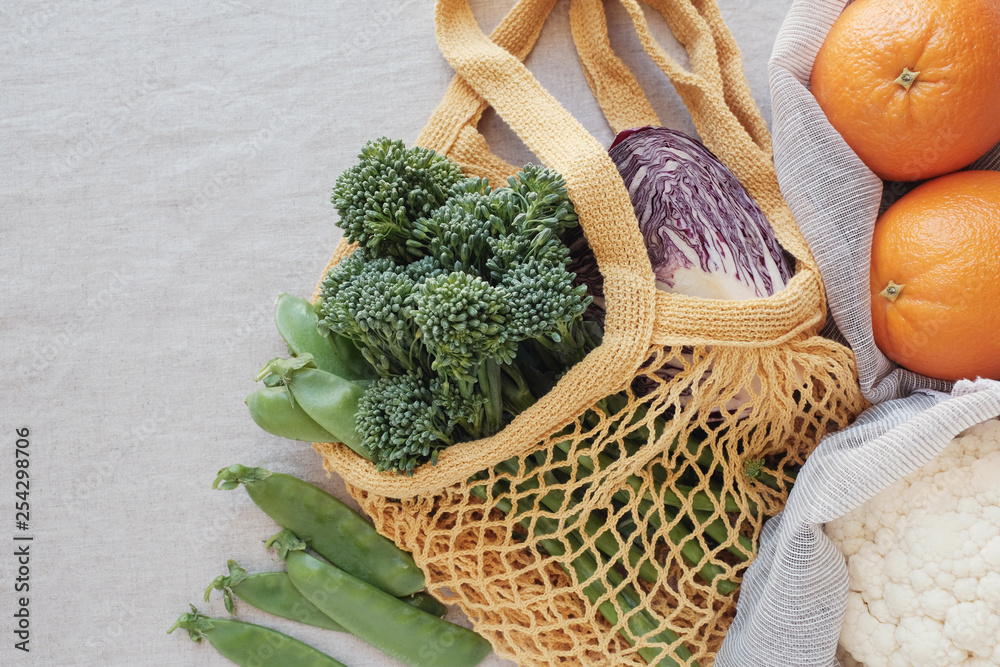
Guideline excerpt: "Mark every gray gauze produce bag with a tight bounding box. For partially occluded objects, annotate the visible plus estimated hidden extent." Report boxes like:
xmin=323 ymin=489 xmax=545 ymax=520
xmin=715 ymin=0 xmax=1000 ymax=665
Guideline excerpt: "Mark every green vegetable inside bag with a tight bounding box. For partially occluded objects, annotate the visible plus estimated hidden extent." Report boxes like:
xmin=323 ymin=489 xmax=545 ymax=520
xmin=248 ymin=137 xmax=602 ymax=474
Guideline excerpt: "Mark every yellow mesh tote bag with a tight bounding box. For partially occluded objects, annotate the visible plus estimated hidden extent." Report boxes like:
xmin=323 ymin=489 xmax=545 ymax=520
xmin=311 ymin=0 xmax=867 ymax=663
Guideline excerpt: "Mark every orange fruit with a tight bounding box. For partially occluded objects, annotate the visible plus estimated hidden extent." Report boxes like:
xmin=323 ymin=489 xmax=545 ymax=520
xmin=811 ymin=0 xmax=1000 ymax=182
xmin=870 ymin=170 xmax=1000 ymax=381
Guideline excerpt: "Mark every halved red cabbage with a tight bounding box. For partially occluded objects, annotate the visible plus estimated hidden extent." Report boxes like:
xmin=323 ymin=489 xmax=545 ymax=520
xmin=609 ymin=126 xmax=792 ymax=300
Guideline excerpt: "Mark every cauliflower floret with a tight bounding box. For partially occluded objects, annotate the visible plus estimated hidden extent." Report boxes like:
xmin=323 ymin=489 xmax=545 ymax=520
xmin=827 ymin=418 xmax=1000 ymax=666
xmin=895 ymin=616 xmax=965 ymax=666
xmin=944 ymin=601 xmax=1000 ymax=658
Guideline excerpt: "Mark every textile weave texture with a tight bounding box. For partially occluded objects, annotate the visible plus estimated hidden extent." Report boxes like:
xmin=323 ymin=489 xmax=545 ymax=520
xmin=716 ymin=1 xmax=1000 ymax=665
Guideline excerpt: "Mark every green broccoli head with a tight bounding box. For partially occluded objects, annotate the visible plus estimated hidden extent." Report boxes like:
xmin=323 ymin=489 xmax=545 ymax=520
xmin=413 ymin=271 xmax=517 ymax=383
xmin=317 ymin=253 xmax=426 ymax=376
xmin=332 ymin=138 xmax=469 ymax=261
xmin=484 ymin=228 xmax=574 ymax=281
xmin=409 ymin=192 xmax=495 ymax=277
xmin=355 ymin=371 xmax=454 ymax=474
xmin=320 ymin=140 xmax=599 ymax=472
xmin=315 ymin=250 xmax=370 ymax=341
xmin=500 ymin=255 xmax=591 ymax=344
xmin=404 ymin=253 xmax=448 ymax=283
xmin=505 ymin=163 xmax=578 ymax=240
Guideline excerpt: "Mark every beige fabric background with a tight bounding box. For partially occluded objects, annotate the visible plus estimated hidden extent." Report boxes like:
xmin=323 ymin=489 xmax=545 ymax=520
xmin=1 ymin=1 xmax=790 ymax=664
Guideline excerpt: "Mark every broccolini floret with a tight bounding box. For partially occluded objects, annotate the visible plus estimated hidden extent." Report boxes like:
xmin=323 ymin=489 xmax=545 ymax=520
xmin=498 ymin=163 xmax=579 ymax=243
xmin=317 ymin=138 xmax=600 ymax=473
xmin=413 ymin=271 xmax=515 ymax=383
xmin=316 ymin=252 xmax=428 ymax=377
xmin=355 ymin=371 xmax=454 ymax=474
xmin=500 ymin=256 xmax=591 ymax=345
xmin=412 ymin=271 xmax=514 ymax=436
xmin=409 ymin=193 xmax=495 ymax=277
xmin=332 ymin=138 xmax=469 ymax=261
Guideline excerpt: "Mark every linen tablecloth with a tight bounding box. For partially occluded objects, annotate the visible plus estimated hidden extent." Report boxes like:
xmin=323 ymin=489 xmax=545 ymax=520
xmin=1 ymin=1 xmax=791 ymax=663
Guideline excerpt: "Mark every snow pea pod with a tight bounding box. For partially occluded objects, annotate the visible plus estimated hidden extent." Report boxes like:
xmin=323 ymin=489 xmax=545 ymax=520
xmin=245 ymin=386 xmax=339 ymax=443
xmin=214 ymin=465 xmax=425 ymax=597
xmin=252 ymin=356 xmax=370 ymax=459
xmin=205 ymin=560 xmax=444 ymax=627
xmin=205 ymin=560 xmax=345 ymax=632
xmin=275 ymin=293 xmax=373 ymax=381
xmin=400 ymin=591 xmax=448 ymax=618
xmin=282 ymin=548 xmax=491 ymax=667
xmin=284 ymin=367 xmax=371 ymax=460
xmin=168 ymin=606 xmax=347 ymax=667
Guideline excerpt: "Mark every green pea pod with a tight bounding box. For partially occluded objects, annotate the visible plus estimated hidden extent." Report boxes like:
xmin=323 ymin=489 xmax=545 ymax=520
xmin=246 ymin=386 xmax=340 ymax=443
xmin=205 ymin=560 xmax=345 ymax=632
xmin=400 ymin=591 xmax=448 ymax=618
xmin=275 ymin=293 xmax=373 ymax=381
xmin=168 ymin=605 xmax=347 ymax=667
xmin=284 ymin=367 xmax=372 ymax=460
xmin=283 ymin=549 xmax=492 ymax=667
xmin=261 ymin=373 xmax=285 ymax=388
xmin=214 ymin=466 xmax=425 ymax=597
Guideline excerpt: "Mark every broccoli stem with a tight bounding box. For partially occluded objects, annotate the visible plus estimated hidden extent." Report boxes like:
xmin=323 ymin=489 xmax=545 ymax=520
xmin=477 ymin=358 xmax=504 ymax=436
xmin=603 ymin=404 xmax=778 ymax=536
xmin=751 ymin=465 xmax=794 ymax=492
xmin=492 ymin=457 xmax=661 ymax=586
xmin=554 ymin=438 xmax=746 ymax=513
xmin=605 ymin=404 xmax=794 ymax=497
xmin=693 ymin=511 xmax=753 ymax=562
xmin=632 ymin=496 xmax=750 ymax=590
xmin=526 ymin=316 xmax=595 ymax=371
xmin=499 ymin=363 xmax=537 ymax=415
xmin=543 ymin=451 xmax=741 ymax=595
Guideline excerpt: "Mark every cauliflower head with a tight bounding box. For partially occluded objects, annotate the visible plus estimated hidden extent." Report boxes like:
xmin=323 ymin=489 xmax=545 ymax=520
xmin=826 ymin=418 xmax=1000 ymax=667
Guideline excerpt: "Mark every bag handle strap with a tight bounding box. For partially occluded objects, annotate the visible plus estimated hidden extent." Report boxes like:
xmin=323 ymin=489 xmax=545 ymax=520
xmin=685 ymin=0 xmax=772 ymax=154
xmin=614 ymin=0 xmax=812 ymax=265
xmin=416 ymin=0 xmax=558 ymax=185
xmin=423 ymin=0 xmax=812 ymax=269
xmin=568 ymin=0 xmax=661 ymax=134
xmin=627 ymin=0 xmax=771 ymax=153
xmin=564 ymin=0 xmax=824 ymax=342
xmin=429 ymin=0 xmax=826 ymax=344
